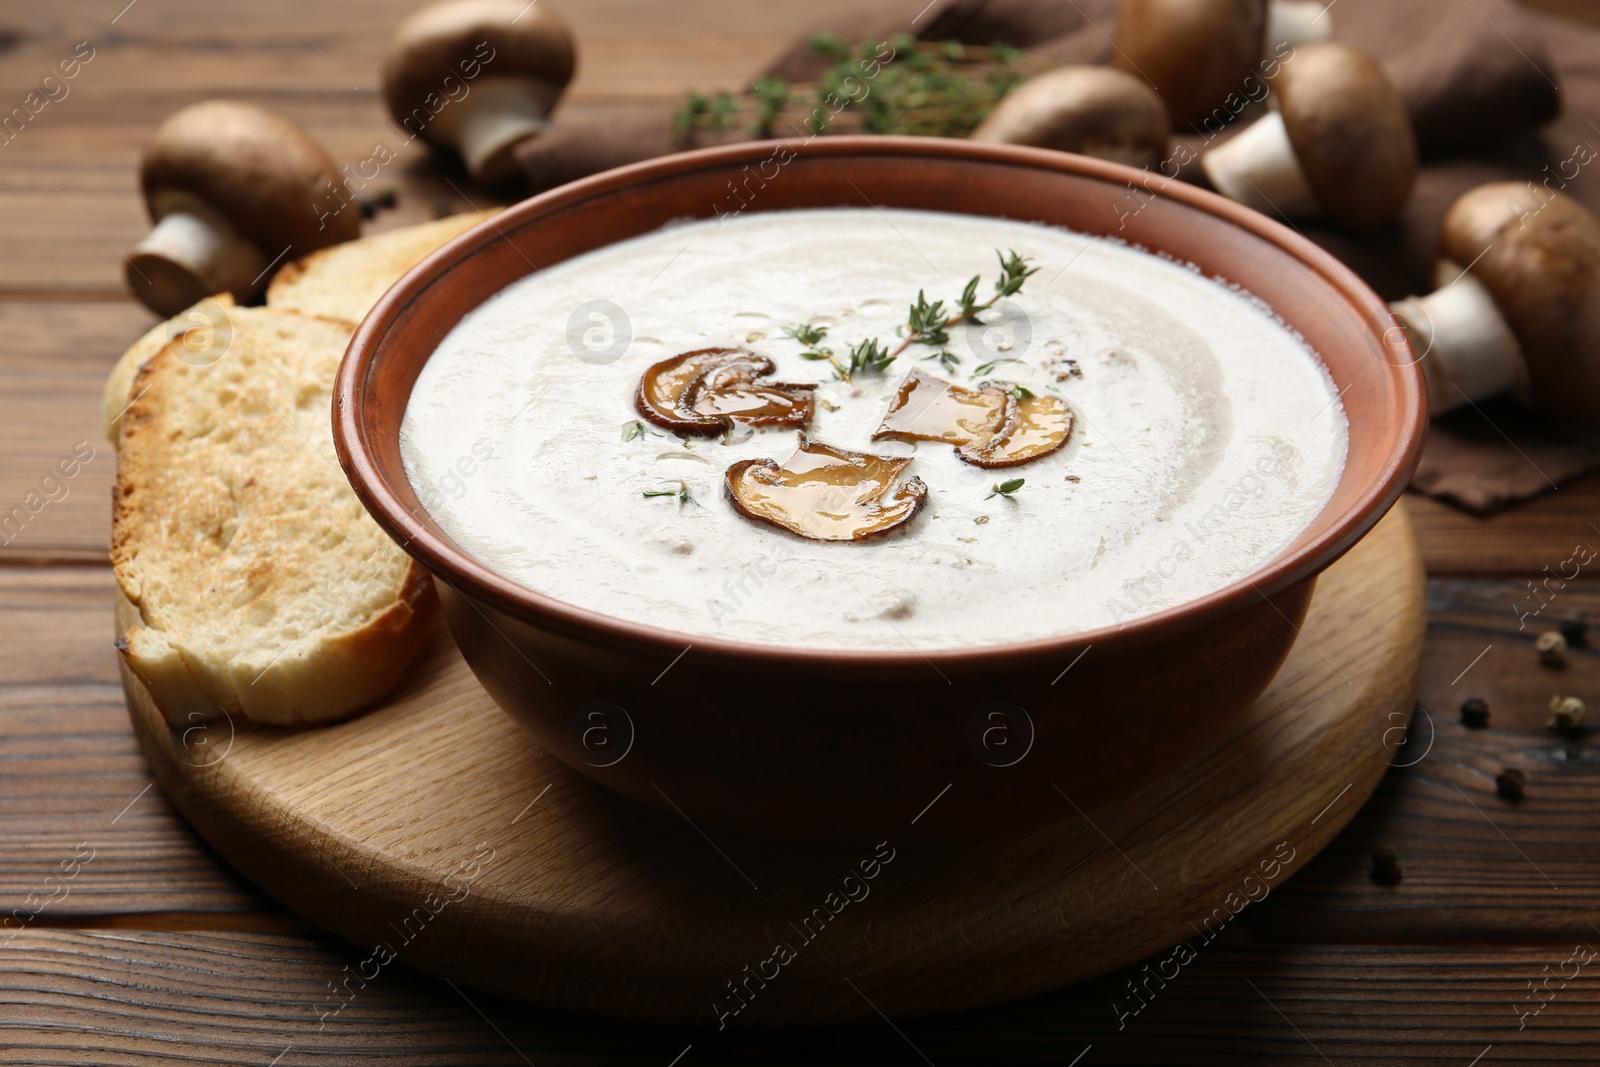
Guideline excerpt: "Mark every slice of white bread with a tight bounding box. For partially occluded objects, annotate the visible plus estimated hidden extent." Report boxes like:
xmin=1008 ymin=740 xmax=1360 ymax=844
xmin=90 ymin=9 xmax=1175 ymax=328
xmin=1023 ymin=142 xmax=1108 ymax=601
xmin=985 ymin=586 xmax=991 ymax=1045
xmin=111 ymin=304 xmax=436 ymax=726
xmin=265 ymin=211 xmax=492 ymax=322
xmin=101 ymin=294 xmax=236 ymax=441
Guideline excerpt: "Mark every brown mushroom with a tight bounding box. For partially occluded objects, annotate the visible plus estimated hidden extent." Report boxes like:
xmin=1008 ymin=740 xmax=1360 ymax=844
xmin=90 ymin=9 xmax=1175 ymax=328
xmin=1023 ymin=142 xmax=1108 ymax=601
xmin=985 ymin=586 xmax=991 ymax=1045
xmin=1390 ymin=183 xmax=1600 ymax=420
xmin=971 ymin=67 xmax=1170 ymax=170
xmin=725 ymin=435 xmax=927 ymax=542
xmin=1201 ymin=43 xmax=1416 ymax=232
xmin=1113 ymin=0 xmax=1333 ymax=127
xmin=873 ymin=368 xmax=1073 ymax=469
xmin=383 ymin=0 xmax=576 ymax=187
xmin=127 ymin=101 xmax=358 ymax=317
xmin=636 ymin=348 xmax=815 ymax=435
xmin=1113 ymin=0 xmax=1268 ymax=127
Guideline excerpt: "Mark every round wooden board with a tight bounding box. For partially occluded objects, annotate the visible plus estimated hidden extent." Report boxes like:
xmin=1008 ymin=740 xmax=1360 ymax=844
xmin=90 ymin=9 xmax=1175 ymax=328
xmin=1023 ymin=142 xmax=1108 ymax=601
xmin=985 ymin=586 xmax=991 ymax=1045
xmin=118 ymin=503 xmax=1425 ymax=1029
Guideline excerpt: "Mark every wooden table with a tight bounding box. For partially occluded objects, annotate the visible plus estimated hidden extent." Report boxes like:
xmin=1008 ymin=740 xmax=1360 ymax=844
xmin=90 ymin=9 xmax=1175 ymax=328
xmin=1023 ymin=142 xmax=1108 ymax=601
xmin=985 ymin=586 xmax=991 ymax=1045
xmin=3 ymin=1 xmax=1599 ymax=1061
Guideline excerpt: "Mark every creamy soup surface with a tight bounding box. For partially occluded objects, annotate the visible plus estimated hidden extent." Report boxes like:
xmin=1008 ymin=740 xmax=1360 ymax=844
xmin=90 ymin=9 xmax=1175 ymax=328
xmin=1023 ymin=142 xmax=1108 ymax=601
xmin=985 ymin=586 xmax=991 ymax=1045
xmin=401 ymin=207 xmax=1349 ymax=651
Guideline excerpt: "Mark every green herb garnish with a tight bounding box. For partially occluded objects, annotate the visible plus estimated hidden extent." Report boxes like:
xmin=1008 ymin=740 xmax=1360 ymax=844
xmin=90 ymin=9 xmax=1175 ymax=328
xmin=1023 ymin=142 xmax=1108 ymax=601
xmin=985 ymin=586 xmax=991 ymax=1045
xmin=643 ymin=480 xmax=699 ymax=507
xmin=847 ymin=337 xmax=895 ymax=378
xmin=985 ymin=477 xmax=1025 ymax=500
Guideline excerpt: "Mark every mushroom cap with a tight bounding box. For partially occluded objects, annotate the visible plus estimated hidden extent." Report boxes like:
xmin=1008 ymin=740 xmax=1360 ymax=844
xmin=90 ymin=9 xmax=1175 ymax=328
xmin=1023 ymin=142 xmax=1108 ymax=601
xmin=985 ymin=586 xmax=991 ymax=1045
xmin=1440 ymin=182 xmax=1600 ymax=420
xmin=382 ymin=0 xmax=576 ymax=146
xmin=1271 ymin=42 xmax=1416 ymax=232
xmin=139 ymin=100 xmax=359 ymax=255
xmin=971 ymin=66 xmax=1170 ymax=169
xmin=1113 ymin=0 xmax=1267 ymax=127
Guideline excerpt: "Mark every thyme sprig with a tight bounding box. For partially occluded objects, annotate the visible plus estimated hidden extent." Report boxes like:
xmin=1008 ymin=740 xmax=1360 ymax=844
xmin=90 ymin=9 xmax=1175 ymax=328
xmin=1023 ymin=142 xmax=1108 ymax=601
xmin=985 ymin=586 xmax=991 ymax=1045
xmin=783 ymin=322 xmax=849 ymax=380
xmin=886 ymin=249 xmax=1039 ymax=361
xmin=783 ymin=250 xmax=1038 ymax=383
xmin=848 ymin=337 xmax=895 ymax=377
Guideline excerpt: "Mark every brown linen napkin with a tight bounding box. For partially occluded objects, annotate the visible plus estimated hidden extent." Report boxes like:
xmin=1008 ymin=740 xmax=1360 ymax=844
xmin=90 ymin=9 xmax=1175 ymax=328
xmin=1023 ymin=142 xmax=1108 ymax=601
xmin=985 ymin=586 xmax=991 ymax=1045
xmin=514 ymin=0 xmax=1595 ymax=513
xmin=1411 ymin=398 xmax=1600 ymax=513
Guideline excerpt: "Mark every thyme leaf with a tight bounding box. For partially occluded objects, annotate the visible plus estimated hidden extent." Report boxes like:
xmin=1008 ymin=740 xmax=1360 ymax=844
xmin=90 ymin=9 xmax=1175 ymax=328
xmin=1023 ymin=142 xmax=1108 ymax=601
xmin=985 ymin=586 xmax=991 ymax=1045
xmin=643 ymin=479 xmax=699 ymax=507
xmin=985 ymin=477 xmax=1025 ymax=500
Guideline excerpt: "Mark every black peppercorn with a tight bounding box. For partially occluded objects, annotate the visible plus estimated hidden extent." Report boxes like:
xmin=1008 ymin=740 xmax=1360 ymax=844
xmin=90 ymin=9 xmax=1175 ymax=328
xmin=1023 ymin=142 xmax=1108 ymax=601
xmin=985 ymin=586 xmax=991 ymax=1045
xmin=1561 ymin=614 xmax=1588 ymax=648
xmin=1370 ymin=845 xmax=1403 ymax=886
xmin=1495 ymin=768 xmax=1526 ymax=800
xmin=1460 ymin=697 xmax=1490 ymax=728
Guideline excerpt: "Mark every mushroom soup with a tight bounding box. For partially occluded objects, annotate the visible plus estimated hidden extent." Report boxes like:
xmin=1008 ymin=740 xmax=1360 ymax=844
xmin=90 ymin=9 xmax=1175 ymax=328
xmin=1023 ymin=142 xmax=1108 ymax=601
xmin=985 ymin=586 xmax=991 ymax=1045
xmin=400 ymin=207 xmax=1349 ymax=650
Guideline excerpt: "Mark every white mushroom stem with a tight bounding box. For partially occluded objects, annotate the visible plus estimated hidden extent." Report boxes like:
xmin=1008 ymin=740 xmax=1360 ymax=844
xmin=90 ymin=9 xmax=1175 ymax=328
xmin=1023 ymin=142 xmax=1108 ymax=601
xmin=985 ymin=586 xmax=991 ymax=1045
xmin=1390 ymin=261 xmax=1527 ymax=416
xmin=1200 ymin=110 xmax=1321 ymax=219
xmin=431 ymin=75 xmax=558 ymax=184
xmin=1265 ymin=0 xmax=1333 ymax=56
xmin=128 ymin=192 xmax=268 ymax=316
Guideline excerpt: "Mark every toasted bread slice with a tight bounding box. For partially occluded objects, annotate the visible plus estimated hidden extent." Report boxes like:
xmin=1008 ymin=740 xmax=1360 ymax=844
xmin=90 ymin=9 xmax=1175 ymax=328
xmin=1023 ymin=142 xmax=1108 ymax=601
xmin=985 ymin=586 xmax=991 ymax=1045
xmin=101 ymin=294 xmax=237 ymax=441
xmin=111 ymin=304 xmax=436 ymax=726
xmin=266 ymin=211 xmax=492 ymax=322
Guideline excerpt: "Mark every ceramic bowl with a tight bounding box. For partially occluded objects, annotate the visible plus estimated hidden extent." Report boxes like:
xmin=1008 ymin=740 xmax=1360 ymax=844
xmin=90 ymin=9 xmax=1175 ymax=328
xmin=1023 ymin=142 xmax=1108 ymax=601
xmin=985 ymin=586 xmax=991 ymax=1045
xmin=334 ymin=136 xmax=1426 ymax=845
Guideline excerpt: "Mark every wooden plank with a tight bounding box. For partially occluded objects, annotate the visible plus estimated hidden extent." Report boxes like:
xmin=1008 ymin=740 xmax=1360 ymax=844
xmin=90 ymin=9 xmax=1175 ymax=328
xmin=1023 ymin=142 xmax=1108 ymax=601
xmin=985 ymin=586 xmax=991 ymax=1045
xmin=0 ymin=301 xmax=137 ymax=560
xmin=0 ymin=567 xmax=266 ymax=918
xmin=1 ymin=928 xmax=1597 ymax=1063
xmin=1407 ymin=482 xmax=1600 ymax=577
xmin=1252 ymin=576 xmax=1600 ymax=942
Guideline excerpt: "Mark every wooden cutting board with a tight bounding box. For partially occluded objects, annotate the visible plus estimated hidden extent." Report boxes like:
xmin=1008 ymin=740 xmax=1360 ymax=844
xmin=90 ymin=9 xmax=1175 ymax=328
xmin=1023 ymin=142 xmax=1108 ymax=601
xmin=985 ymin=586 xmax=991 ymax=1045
xmin=117 ymin=503 xmax=1425 ymax=1029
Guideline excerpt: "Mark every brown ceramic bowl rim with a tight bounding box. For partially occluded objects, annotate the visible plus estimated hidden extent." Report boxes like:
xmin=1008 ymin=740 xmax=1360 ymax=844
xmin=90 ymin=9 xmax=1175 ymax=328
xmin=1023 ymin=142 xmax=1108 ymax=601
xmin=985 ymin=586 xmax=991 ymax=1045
xmin=335 ymin=136 xmax=1426 ymax=672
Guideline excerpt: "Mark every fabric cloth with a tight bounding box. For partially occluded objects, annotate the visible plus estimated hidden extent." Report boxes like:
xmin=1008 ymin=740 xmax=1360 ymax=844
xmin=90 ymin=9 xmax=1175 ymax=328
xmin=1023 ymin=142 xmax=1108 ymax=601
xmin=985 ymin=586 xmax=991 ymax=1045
xmin=514 ymin=0 xmax=1600 ymax=514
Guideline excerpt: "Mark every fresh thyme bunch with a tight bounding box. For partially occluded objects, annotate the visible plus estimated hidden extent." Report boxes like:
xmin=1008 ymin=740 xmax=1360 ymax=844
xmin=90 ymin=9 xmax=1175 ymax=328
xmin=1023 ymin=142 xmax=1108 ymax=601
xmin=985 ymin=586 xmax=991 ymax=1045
xmin=672 ymin=35 xmax=1028 ymax=140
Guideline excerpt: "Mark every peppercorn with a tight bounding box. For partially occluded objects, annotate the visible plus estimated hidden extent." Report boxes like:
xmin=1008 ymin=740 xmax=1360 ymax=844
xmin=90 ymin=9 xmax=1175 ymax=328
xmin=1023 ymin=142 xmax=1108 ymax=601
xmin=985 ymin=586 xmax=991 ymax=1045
xmin=1495 ymin=768 xmax=1527 ymax=800
xmin=1370 ymin=845 xmax=1403 ymax=886
xmin=1561 ymin=614 xmax=1588 ymax=649
xmin=1549 ymin=694 xmax=1588 ymax=733
xmin=1460 ymin=697 xmax=1490 ymax=728
xmin=371 ymin=185 xmax=399 ymax=209
xmin=1536 ymin=630 xmax=1568 ymax=667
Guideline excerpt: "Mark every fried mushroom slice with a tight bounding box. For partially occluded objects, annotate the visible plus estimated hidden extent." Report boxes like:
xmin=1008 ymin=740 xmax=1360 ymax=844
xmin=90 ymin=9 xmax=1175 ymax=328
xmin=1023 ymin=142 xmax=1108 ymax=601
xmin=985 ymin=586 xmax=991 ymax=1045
xmin=873 ymin=367 xmax=1010 ymax=445
xmin=958 ymin=392 xmax=1074 ymax=469
xmin=725 ymin=434 xmax=927 ymax=542
xmin=874 ymin=368 xmax=1073 ymax=469
xmin=636 ymin=347 xmax=815 ymax=435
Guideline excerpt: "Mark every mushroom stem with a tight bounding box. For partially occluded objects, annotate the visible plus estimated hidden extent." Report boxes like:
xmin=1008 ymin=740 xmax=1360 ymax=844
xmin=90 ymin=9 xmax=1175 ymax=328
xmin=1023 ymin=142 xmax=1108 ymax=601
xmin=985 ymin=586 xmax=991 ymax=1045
xmin=1265 ymin=0 xmax=1333 ymax=56
xmin=433 ymin=76 xmax=558 ymax=185
xmin=127 ymin=194 xmax=269 ymax=317
xmin=1200 ymin=110 xmax=1320 ymax=219
xmin=1390 ymin=262 xmax=1526 ymax=416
